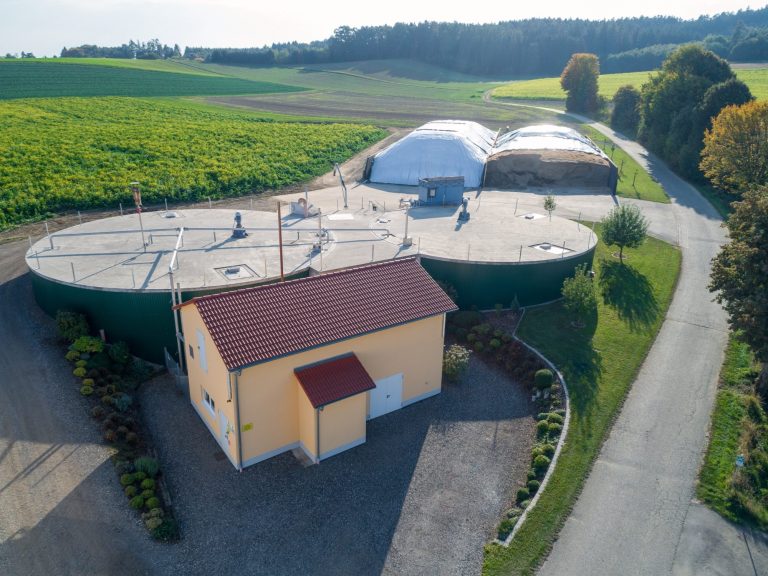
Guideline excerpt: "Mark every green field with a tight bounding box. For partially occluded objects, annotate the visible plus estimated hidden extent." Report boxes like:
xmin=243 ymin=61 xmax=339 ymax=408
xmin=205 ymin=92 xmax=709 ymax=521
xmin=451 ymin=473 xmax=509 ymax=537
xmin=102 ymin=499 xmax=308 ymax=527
xmin=484 ymin=224 xmax=681 ymax=575
xmin=492 ymin=68 xmax=768 ymax=101
xmin=0 ymin=60 xmax=304 ymax=99
xmin=0 ymin=97 xmax=385 ymax=229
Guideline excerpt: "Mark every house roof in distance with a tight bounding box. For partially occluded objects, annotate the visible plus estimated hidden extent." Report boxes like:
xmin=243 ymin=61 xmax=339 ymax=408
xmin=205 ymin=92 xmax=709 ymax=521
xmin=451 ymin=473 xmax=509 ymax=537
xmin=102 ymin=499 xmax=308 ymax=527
xmin=294 ymin=353 xmax=376 ymax=408
xmin=190 ymin=257 xmax=457 ymax=371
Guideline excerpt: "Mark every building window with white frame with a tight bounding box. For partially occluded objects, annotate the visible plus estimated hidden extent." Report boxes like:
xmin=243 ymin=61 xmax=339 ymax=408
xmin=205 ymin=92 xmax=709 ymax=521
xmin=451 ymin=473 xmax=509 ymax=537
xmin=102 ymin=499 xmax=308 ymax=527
xmin=202 ymin=387 xmax=215 ymax=415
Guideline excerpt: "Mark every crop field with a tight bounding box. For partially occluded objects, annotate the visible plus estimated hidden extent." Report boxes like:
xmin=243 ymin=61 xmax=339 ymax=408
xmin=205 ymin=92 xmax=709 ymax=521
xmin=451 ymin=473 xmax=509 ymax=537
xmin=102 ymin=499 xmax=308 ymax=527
xmin=0 ymin=60 xmax=304 ymax=99
xmin=0 ymin=97 xmax=385 ymax=229
xmin=492 ymin=68 xmax=768 ymax=101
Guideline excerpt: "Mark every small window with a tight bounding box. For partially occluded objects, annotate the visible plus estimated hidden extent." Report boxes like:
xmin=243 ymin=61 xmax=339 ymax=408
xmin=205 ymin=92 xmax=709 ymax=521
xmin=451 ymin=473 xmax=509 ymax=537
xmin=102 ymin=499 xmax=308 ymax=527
xmin=427 ymin=187 xmax=437 ymax=199
xmin=188 ymin=344 xmax=194 ymax=359
xmin=202 ymin=387 xmax=215 ymax=415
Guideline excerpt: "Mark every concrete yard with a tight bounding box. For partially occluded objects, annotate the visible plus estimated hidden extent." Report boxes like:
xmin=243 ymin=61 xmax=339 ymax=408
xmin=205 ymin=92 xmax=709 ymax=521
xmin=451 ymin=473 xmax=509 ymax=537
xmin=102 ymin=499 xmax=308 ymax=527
xmin=26 ymin=184 xmax=599 ymax=293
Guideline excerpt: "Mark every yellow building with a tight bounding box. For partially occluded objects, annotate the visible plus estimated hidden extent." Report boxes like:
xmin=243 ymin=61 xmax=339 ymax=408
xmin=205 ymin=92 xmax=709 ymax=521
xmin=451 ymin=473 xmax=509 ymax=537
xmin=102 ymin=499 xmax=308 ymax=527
xmin=178 ymin=258 xmax=457 ymax=470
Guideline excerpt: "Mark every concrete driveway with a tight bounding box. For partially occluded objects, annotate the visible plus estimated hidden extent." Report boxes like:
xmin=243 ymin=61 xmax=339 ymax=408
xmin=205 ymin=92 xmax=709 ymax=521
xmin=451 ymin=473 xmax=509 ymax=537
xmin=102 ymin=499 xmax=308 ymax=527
xmin=140 ymin=355 xmax=535 ymax=576
xmin=535 ymin=118 xmax=765 ymax=575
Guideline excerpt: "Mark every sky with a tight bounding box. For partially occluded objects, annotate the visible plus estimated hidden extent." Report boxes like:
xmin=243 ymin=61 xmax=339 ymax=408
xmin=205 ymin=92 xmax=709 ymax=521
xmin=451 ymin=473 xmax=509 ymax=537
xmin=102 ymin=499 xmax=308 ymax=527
xmin=1 ymin=0 xmax=763 ymax=57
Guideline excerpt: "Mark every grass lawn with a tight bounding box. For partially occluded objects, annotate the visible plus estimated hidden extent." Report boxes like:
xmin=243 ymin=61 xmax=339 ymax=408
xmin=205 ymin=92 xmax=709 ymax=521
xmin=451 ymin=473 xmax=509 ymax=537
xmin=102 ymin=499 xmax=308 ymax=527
xmin=580 ymin=125 xmax=669 ymax=203
xmin=483 ymin=223 xmax=681 ymax=575
xmin=697 ymin=334 xmax=767 ymax=528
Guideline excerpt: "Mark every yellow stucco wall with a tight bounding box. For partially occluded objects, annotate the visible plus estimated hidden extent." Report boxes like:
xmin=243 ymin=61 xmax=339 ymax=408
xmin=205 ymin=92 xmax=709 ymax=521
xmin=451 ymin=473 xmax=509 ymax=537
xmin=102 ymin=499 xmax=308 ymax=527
xmin=236 ymin=314 xmax=445 ymax=465
xmin=180 ymin=305 xmax=239 ymax=465
xmin=319 ymin=393 xmax=367 ymax=459
xmin=297 ymin=383 xmax=318 ymax=462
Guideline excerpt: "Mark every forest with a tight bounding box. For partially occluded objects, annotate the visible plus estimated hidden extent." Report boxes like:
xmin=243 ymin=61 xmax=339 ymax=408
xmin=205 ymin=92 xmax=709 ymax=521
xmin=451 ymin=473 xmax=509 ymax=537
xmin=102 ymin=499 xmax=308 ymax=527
xmin=195 ymin=8 xmax=768 ymax=75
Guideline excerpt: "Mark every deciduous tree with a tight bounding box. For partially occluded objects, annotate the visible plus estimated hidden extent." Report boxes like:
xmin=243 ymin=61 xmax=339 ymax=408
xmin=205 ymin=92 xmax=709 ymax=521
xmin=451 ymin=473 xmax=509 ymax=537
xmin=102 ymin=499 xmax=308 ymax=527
xmin=562 ymin=263 xmax=596 ymax=327
xmin=611 ymin=85 xmax=641 ymax=133
xmin=560 ymin=53 xmax=600 ymax=114
xmin=700 ymin=100 xmax=768 ymax=195
xmin=601 ymin=204 xmax=648 ymax=261
xmin=709 ymin=188 xmax=768 ymax=392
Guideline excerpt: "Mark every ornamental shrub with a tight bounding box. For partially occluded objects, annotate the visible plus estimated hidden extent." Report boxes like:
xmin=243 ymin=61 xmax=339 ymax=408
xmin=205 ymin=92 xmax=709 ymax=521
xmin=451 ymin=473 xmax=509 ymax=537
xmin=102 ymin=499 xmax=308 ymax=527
xmin=119 ymin=473 xmax=135 ymax=486
xmin=474 ymin=341 xmax=484 ymax=353
xmin=527 ymin=469 xmax=537 ymax=481
xmin=72 ymin=335 xmax=104 ymax=354
xmin=536 ymin=420 xmax=550 ymax=436
xmin=489 ymin=338 xmax=502 ymax=350
xmin=108 ymin=341 xmax=132 ymax=366
xmin=466 ymin=333 xmax=477 ymax=343
xmin=134 ymin=471 xmax=148 ymax=482
xmin=151 ymin=518 xmax=179 ymax=542
xmin=80 ymin=385 xmax=94 ymax=396
xmin=129 ymin=495 xmax=145 ymax=510
xmin=516 ymin=487 xmax=530 ymax=503
xmin=140 ymin=478 xmax=156 ymax=490
xmin=75 ymin=360 xmax=87 ymax=369
xmin=113 ymin=393 xmax=133 ymax=413
xmin=141 ymin=489 xmax=155 ymax=500
xmin=91 ymin=405 xmax=106 ymax=420
xmin=134 ymin=456 xmax=159 ymax=478
xmin=124 ymin=485 xmax=137 ymax=498
xmin=82 ymin=378 xmax=94 ymax=387
xmin=126 ymin=432 xmax=139 ymax=445
xmin=547 ymin=413 xmax=564 ymax=425
xmin=103 ymin=429 xmax=116 ymax=443
xmin=497 ymin=516 xmax=518 ymax=540
xmin=554 ymin=408 xmax=566 ymax=417
xmin=56 ymin=310 xmax=89 ymax=343
xmin=534 ymin=369 xmax=554 ymax=390
xmin=536 ymin=412 xmax=549 ymax=421
xmin=442 ymin=344 xmax=471 ymax=383
xmin=145 ymin=497 xmax=161 ymax=510
xmin=73 ymin=367 xmax=87 ymax=378
xmin=533 ymin=454 xmax=551 ymax=474
xmin=527 ymin=479 xmax=541 ymax=493
xmin=65 ymin=350 xmax=81 ymax=362
xmin=100 ymin=395 xmax=113 ymax=405
xmin=541 ymin=444 xmax=556 ymax=458
xmin=548 ymin=422 xmax=563 ymax=435
xmin=145 ymin=516 xmax=163 ymax=531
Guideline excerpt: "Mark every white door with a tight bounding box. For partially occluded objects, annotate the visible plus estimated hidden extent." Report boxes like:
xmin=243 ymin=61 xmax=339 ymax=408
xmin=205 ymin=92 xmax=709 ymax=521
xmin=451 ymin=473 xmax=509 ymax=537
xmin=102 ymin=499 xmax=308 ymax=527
xmin=369 ymin=373 xmax=403 ymax=420
xmin=196 ymin=329 xmax=207 ymax=372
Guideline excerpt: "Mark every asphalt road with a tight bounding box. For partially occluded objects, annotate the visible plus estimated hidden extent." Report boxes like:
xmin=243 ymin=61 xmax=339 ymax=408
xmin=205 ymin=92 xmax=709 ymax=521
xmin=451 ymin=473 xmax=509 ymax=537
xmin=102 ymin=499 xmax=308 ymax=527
xmin=537 ymin=120 xmax=768 ymax=575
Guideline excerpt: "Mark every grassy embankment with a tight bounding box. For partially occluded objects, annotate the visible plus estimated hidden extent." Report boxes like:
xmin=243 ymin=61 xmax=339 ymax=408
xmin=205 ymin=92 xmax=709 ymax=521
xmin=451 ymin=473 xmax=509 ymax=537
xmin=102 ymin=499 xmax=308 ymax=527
xmin=492 ymin=68 xmax=768 ymax=101
xmin=579 ymin=125 xmax=669 ymax=204
xmin=698 ymin=335 xmax=767 ymax=529
xmin=484 ymin=223 xmax=681 ymax=575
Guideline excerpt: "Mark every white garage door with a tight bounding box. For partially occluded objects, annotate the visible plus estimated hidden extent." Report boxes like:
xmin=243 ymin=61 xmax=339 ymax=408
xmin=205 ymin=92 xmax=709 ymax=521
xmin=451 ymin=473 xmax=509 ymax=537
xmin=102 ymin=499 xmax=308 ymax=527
xmin=369 ymin=373 xmax=403 ymax=420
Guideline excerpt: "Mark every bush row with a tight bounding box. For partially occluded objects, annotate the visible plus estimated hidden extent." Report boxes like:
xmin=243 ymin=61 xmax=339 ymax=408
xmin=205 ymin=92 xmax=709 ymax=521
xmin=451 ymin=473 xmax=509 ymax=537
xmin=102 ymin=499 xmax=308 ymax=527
xmin=57 ymin=310 xmax=179 ymax=541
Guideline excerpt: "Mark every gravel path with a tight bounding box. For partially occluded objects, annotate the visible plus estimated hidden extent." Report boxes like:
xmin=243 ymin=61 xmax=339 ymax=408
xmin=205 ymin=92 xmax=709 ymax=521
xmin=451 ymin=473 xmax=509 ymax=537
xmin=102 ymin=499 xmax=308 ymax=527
xmin=0 ymin=240 xmax=161 ymax=575
xmin=140 ymin=355 xmax=535 ymax=576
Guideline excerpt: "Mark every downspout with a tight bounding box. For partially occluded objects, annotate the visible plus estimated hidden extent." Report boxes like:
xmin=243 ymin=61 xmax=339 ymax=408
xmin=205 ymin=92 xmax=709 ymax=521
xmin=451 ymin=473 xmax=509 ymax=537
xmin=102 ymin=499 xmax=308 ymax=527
xmin=233 ymin=370 xmax=243 ymax=472
xmin=315 ymin=407 xmax=320 ymax=464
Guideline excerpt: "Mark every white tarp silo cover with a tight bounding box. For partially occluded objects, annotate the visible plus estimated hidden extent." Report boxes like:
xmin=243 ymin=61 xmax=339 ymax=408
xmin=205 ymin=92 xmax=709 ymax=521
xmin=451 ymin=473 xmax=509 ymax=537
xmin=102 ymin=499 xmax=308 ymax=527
xmin=370 ymin=120 xmax=495 ymax=187
xmin=492 ymin=124 xmax=610 ymax=161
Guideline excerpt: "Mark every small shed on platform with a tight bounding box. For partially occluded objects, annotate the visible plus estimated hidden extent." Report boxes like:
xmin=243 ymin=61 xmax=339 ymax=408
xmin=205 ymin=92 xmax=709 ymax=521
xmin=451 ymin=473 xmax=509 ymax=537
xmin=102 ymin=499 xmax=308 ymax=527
xmin=418 ymin=176 xmax=465 ymax=205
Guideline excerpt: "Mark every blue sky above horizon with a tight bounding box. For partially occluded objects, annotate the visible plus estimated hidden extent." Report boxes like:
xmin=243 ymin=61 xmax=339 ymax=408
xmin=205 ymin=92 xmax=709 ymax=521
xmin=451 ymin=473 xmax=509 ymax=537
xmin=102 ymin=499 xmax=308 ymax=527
xmin=2 ymin=0 xmax=763 ymax=57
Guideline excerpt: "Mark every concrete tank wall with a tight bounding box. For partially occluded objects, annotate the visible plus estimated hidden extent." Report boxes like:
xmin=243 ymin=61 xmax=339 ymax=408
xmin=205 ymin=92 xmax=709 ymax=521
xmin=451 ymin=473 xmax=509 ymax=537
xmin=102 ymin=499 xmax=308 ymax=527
xmin=420 ymin=247 xmax=596 ymax=310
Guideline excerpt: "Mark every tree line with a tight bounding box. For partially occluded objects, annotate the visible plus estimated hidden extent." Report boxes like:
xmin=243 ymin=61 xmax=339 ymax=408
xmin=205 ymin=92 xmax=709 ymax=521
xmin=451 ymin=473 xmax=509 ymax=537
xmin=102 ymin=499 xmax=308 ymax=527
xmin=36 ymin=7 xmax=768 ymax=76
xmin=192 ymin=9 xmax=768 ymax=76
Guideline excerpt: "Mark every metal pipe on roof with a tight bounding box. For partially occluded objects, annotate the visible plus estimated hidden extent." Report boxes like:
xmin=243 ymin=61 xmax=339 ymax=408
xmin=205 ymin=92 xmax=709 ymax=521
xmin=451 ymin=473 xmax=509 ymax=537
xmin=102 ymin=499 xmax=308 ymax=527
xmin=234 ymin=370 xmax=243 ymax=472
xmin=277 ymin=203 xmax=285 ymax=282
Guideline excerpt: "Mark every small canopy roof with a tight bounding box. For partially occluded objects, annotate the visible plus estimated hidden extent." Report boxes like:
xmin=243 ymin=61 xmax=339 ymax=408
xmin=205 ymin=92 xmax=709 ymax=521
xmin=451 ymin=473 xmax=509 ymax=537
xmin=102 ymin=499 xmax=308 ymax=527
xmin=295 ymin=353 xmax=375 ymax=408
xmin=370 ymin=120 xmax=495 ymax=187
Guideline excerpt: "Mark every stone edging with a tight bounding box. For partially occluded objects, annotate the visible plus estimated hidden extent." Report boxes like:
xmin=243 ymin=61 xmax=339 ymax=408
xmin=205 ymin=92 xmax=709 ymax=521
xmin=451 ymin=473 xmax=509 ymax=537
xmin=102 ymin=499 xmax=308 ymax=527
xmin=495 ymin=309 xmax=571 ymax=547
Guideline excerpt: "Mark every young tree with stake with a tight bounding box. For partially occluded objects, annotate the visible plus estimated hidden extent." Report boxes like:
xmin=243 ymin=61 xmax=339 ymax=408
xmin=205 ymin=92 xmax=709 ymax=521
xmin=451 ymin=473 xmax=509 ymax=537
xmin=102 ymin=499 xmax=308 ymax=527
xmin=601 ymin=204 xmax=648 ymax=261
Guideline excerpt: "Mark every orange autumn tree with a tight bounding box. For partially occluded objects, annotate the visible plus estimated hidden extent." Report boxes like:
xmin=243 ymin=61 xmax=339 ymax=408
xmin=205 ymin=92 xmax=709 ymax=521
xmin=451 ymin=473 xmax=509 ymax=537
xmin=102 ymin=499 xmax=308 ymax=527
xmin=560 ymin=53 xmax=600 ymax=114
xmin=700 ymin=100 xmax=768 ymax=196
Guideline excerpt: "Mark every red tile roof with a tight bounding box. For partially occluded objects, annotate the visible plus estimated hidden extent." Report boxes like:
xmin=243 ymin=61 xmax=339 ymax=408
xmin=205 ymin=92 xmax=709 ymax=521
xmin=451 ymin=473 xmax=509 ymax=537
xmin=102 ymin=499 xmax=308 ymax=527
xmin=191 ymin=257 xmax=457 ymax=371
xmin=294 ymin=353 xmax=375 ymax=408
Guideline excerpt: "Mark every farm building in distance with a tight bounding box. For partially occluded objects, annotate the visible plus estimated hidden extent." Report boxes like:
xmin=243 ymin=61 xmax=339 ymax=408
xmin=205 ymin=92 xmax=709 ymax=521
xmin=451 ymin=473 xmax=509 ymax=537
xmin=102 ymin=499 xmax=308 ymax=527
xmin=178 ymin=258 xmax=456 ymax=469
